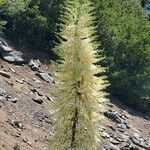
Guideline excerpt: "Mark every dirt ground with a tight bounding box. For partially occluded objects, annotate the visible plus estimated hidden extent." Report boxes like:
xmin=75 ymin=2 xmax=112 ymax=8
xmin=0 ymin=50 xmax=149 ymax=150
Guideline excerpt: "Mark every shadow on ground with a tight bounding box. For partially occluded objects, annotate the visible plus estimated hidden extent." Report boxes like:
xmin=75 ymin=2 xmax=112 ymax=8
xmin=1 ymin=36 xmax=58 ymax=65
xmin=108 ymin=96 xmax=150 ymax=120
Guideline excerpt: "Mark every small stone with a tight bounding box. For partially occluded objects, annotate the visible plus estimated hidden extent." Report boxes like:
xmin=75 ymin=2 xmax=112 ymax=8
xmin=108 ymin=125 xmax=116 ymax=131
xmin=36 ymin=72 xmax=54 ymax=83
xmin=44 ymin=116 xmax=52 ymax=124
xmin=14 ymin=144 xmax=20 ymax=150
xmin=28 ymin=59 xmax=41 ymax=71
xmin=109 ymin=138 xmax=120 ymax=145
xmin=13 ymin=133 xmax=21 ymax=138
xmin=10 ymin=98 xmax=18 ymax=103
xmin=101 ymin=131 xmax=111 ymax=138
xmin=46 ymin=95 xmax=54 ymax=102
xmin=104 ymin=111 xmax=124 ymax=124
xmin=16 ymin=79 xmax=24 ymax=84
xmin=120 ymin=142 xmax=131 ymax=150
xmin=13 ymin=121 xmax=23 ymax=129
xmin=108 ymin=143 xmax=119 ymax=150
xmin=33 ymin=96 xmax=43 ymax=104
xmin=0 ymin=88 xmax=6 ymax=96
xmin=0 ymin=96 xmax=6 ymax=102
xmin=117 ymin=124 xmax=126 ymax=129
xmin=0 ymin=70 xmax=10 ymax=78
xmin=9 ymin=67 xmax=16 ymax=73
xmin=6 ymin=80 xmax=14 ymax=86
xmin=22 ymin=138 xmax=32 ymax=146
xmin=116 ymin=136 xmax=124 ymax=142
xmin=33 ymin=78 xmax=41 ymax=83
xmin=0 ymin=38 xmax=8 ymax=47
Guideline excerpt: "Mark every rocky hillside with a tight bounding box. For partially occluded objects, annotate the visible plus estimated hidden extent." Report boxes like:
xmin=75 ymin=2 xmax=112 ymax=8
xmin=0 ymin=38 xmax=150 ymax=150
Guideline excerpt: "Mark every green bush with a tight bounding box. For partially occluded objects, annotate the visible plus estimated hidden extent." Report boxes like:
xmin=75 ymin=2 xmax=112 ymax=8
xmin=0 ymin=0 xmax=6 ymax=35
xmin=0 ymin=19 xmax=6 ymax=35
xmin=0 ymin=0 xmax=62 ymax=51
xmin=94 ymin=0 xmax=150 ymax=112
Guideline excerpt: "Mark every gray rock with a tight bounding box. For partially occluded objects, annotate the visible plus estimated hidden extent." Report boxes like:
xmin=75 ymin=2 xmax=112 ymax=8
xmin=0 ymin=88 xmax=7 ymax=102
xmin=33 ymin=95 xmax=43 ymax=104
xmin=36 ymin=72 xmax=53 ymax=83
xmin=0 ymin=38 xmax=12 ymax=53
xmin=107 ymin=103 xmax=114 ymax=108
xmin=109 ymin=138 xmax=120 ymax=145
xmin=0 ymin=38 xmax=8 ymax=47
xmin=117 ymin=124 xmax=126 ymax=129
xmin=46 ymin=95 xmax=54 ymax=102
xmin=34 ymin=112 xmax=51 ymax=124
xmin=8 ymin=120 xmax=23 ymax=131
xmin=101 ymin=131 xmax=111 ymax=138
xmin=0 ymin=70 xmax=11 ymax=78
xmin=118 ymin=134 xmax=129 ymax=142
xmin=16 ymin=79 xmax=24 ymax=84
xmin=132 ymin=133 xmax=144 ymax=142
xmin=10 ymin=98 xmax=18 ymax=103
xmin=130 ymin=133 xmax=148 ymax=149
xmin=30 ymin=87 xmax=44 ymax=96
xmin=0 ymin=39 xmax=24 ymax=64
xmin=13 ymin=121 xmax=23 ymax=129
xmin=2 ymin=51 xmax=25 ymax=63
xmin=14 ymin=144 xmax=20 ymax=150
xmin=104 ymin=111 xmax=124 ymax=124
xmin=28 ymin=59 xmax=41 ymax=71
xmin=0 ymin=96 xmax=6 ymax=102
xmin=9 ymin=67 xmax=16 ymax=73
xmin=120 ymin=141 xmax=139 ymax=150
xmin=107 ymin=143 xmax=119 ymax=150
xmin=0 ymin=45 xmax=12 ymax=52
xmin=44 ymin=115 xmax=52 ymax=124
xmin=0 ymin=88 xmax=6 ymax=96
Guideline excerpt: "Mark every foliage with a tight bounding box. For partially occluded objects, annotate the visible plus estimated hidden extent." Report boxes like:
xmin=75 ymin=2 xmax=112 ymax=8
xmin=0 ymin=0 xmax=62 ymax=50
xmin=0 ymin=0 xmax=6 ymax=5
xmin=0 ymin=0 xmax=149 ymax=113
xmin=50 ymin=0 xmax=107 ymax=149
xmin=0 ymin=0 xmax=6 ymax=35
xmin=0 ymin=0 xmax=29 ymax=15
xmin=94 ymin=0 xmax=150 ymax=111
xmin=0 ymin=19 xmax=6 ymax=35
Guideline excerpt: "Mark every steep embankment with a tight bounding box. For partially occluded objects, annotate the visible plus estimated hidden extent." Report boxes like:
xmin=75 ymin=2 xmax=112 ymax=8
xmin=0 ymin=39 xmax=150 ymax=150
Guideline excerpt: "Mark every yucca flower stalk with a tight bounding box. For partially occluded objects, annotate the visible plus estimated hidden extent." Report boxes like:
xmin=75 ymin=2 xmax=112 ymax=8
xmin=50 ymin=0 xmax=107 ymax=149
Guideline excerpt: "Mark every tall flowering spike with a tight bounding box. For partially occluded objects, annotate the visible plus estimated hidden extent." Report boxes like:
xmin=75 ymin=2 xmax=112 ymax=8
xmin=50 ymin=0 xmax=108 ymax=149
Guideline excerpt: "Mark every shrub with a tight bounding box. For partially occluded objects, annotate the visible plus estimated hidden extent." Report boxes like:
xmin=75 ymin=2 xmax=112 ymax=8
xmin=0 ymin=0 xmax=62 ymax=51
xmin=50 ymin=0 xmax=107 ymax=149
xmin=94 ymin=0 xmax=150 ymax=112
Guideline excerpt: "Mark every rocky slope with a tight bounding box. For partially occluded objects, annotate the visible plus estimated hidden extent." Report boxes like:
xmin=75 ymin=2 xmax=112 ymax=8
xmin=0 ymin=38 xmax=150 ymax=150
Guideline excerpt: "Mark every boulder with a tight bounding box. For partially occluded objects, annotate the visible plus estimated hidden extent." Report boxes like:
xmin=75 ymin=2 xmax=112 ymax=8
xmin=0 ymin=38 xmax=12 ymax=53
xmin=0 ymin=38 xmax=8 ymax=46
xmin=104 ymin=111 xmax=124 ymax=124
xmin=0 ymin=45 xmax=12 ymax=53
xmin=28 ymin=59 xmax=41 ymax=71
xmin=0 ymin=38 xmax=25 ymax=64
xmin=2 ymin=51 xmax=25 ymax=63
xmin=36 ymin=72 xmax=53 ymax=83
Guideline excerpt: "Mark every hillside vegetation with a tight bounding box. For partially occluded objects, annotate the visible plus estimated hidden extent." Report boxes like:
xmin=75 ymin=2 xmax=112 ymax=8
xmin=1 ymin=0 xmax=149 ymax=112
xmin=0 ymin=0 xmax=150 ymax=149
